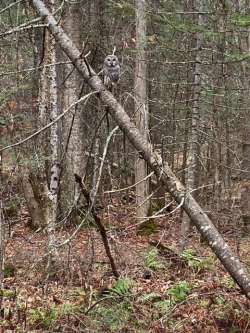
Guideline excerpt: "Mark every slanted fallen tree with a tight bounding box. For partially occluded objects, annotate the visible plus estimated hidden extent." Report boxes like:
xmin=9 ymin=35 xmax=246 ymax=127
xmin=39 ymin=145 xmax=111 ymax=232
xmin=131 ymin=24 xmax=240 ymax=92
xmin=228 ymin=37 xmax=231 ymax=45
xmin=31 ymin=0 xmax=250 ymax=298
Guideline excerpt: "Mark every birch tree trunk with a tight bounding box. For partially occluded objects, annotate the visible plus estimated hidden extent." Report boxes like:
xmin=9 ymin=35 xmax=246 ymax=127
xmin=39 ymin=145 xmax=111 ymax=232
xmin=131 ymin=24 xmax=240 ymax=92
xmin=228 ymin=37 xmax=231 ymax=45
xmin=35 ymin=0 xmax=59 ymax=275
xmin=46 ymin=0 xmax=59 ymax=274
xmin=179 ymin=0 xmax=203 ymax=251
xmin=135 ymin=0 xmax=149 ymax=219
xmin=31 ymin=0 xmax=250 ymax=297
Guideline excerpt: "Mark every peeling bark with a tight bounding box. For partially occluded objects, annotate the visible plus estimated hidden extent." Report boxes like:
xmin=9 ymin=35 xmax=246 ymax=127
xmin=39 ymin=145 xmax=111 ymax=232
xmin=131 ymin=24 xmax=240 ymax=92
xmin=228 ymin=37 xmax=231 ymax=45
xmin=31 ymin=0 xmax=250 ymax=298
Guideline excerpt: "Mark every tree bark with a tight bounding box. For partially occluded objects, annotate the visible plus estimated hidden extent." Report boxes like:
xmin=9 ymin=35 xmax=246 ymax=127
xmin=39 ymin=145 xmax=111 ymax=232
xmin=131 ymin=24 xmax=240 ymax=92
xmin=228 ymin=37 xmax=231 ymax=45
xmin=46 ymin=0 xmax=59 ymax=275
xmin=61 ymin=2 xmax=83 ymax=205
xmin=135 ymin=0 xmax=149 ymax=219
xmin=33 ymin=0 xmax=59 ymax=274
xmin=30 ymin=0 xmax=250 ymax=298
xmin=21 ymin=174 xmax=46 ymax=229
xmin=179 ymin=0 xmax=203 ymax=250
xmin=237 ymin=7 xmax=250 ymax=233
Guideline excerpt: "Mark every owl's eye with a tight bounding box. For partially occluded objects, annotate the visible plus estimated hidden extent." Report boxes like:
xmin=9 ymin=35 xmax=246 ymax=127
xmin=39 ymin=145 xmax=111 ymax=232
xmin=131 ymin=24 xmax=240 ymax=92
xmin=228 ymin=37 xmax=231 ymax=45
xmin=107 ymin=58 xmax=111 ymax=61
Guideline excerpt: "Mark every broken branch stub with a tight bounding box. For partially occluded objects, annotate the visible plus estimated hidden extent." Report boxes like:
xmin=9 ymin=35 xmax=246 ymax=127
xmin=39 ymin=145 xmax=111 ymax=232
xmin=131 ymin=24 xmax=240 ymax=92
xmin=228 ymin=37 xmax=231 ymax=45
xmin=31 ymin=0 xmax=250 ymax=298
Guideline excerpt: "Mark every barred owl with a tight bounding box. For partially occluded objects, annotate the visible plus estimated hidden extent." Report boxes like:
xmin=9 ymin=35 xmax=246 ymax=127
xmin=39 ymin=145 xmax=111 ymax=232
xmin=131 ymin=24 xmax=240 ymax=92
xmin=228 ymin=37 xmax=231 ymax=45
xmin=103 ymin=55 xmax=120 ymax=88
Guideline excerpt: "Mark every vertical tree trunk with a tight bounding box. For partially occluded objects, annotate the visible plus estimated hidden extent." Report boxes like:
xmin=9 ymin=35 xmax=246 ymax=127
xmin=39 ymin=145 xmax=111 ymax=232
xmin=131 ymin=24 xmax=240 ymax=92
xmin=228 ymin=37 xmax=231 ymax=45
xmin=33 ymin=0 xmax=60 ymax=276
xmin=27 ymin=21 xmax=51 ymax=230
xmin=61 ymin=3 xmax=83 ymax=208
xmin=135 ymin=0 xmax=149 ymax=219
xmin=46 ymin=0 xmax=59 ymax=274
xmin=179 ymin=0 xmax=203 ymax=250
xmin=235 ymin=2 xmax=250 ymax=233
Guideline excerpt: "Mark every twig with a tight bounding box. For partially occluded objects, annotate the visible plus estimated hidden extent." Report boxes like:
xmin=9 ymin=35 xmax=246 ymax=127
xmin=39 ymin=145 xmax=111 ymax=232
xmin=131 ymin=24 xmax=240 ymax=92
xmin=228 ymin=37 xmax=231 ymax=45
xmin=137 ymin=197 xmax=184 ymax=219
xmin=104 ymin=171 xmax=154 ymax=194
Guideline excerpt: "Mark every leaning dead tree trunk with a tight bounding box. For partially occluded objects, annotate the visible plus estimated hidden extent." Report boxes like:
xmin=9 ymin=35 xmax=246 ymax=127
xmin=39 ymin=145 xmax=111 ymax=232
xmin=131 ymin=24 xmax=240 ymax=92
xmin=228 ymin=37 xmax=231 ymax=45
xmin=31 ymin=0 xmax=250 ymax=298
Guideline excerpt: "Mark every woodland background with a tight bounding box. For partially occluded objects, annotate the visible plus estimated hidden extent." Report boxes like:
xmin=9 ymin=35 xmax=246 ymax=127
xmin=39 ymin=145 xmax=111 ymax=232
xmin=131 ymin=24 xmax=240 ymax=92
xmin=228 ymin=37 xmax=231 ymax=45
xmin=1 ymin=0 xmax=250 ymax=332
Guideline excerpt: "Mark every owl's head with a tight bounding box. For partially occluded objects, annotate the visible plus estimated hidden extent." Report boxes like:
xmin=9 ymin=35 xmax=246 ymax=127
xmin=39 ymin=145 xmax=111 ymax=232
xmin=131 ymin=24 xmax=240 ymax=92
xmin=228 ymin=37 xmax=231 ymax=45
xmin=104 ymin=55 xmax=119 ymax=67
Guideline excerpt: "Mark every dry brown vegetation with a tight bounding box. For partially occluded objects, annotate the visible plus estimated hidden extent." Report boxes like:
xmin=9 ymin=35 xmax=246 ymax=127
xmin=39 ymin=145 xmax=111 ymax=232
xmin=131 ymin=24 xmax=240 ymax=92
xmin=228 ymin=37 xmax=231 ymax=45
xmin=1 ymin=189 xmax=250 ymax=333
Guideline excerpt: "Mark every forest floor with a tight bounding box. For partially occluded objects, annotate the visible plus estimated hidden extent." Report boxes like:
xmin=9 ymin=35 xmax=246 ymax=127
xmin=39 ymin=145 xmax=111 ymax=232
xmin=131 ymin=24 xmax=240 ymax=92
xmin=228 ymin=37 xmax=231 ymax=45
xmin=1 ymin=199 xmax=250 ymax=333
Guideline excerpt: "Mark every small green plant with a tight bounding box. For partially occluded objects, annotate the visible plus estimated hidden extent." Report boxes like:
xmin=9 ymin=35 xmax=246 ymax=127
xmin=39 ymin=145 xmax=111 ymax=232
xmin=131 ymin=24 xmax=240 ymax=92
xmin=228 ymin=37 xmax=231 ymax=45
xmin=180 ymin=249 xmax=213 ymax=272
xmin=28 ymin=306 xmax=57 ymax=329
xmin=215 ymin=295 xmax=226 ymax=306
xmin=167 ymin=281 xmax=191 ymax=303
xmin=138 ymin=292 xmax=161 ymax=304
xmin=154 ymin=300 xmax=171 ymax=313
xmin=220 ymin=277 xmax=236 ymax=289
xmin=198 ymin=299 xmax=211 ymax=308
xmin=91 ymin=301 xmax=132 ymax=332
xmin=110 ymin=277 xmax=134 ymax=296
xmin=28 ymin=303 xmax=80 ymax=329
xmin=3 ymin=263 xmax=16 ymax=278
xmin=59 ymin=303 xmax=79 ymax=316
xmin=144 ymin=248 xmax=164 ymax=271
xmin=0 ymin=289 xmax=16 ymax=298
